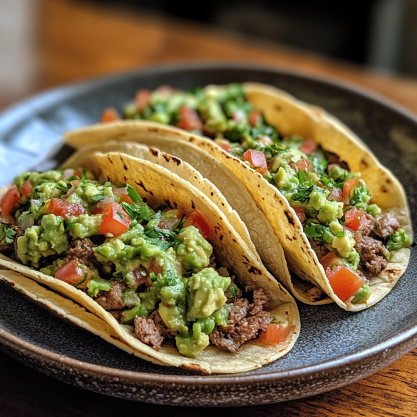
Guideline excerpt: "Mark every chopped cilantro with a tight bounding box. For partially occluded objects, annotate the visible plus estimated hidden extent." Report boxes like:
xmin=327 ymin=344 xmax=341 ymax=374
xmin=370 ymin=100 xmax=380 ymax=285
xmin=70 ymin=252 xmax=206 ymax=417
xmin=90 ymin=194 xmax=104 ymax=202
xmin=117 ymin=211 xmax=125 ymax=220
xmin=4 ymin=226 xmax=16 ymax=244
xmin=291 ymin=185 xmax=314 ymax=203
xmin=126 ymin=184 xmax=142 ymax=205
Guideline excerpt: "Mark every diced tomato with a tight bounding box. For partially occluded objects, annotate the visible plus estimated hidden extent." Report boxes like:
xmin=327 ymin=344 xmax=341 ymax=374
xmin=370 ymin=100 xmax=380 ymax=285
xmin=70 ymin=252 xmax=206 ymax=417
xmin=99 ymin=202 xmax=131 ymax=237
xmin=176 ymin=106 xmax=203 ymax=131
xmin=93 ymin=207 xmax=104 ymax=215
xmin=298 ymin=138 xmax=317 ymax=155
xmin=343 ymin=178 xmax=359 ymax=203
xmin=47 ymin=198 xmax=87 ymax=220
xmin=294 ymin=158 xmax=312 ymax=172
xmin=55 ymin=260 xmax=89 ymax=286
xmin=183 ymin=210 xmax=210 ymax=239
xmin=249 ymin=111 xmax=262 ymax=127
xmin=112 ymin=187 xmax=128 ymax=197
xmin=213 ymin=139 xmax=232 ymax=153
xmin=232 ymin=110 xmax=245 ymax=123
xmin=258 ymin=136 xmax=274 ymax=145
xmin=120 ymin=194 xmax=134 ymax=205
xmin=21 ymin=181 xmax=33 ymax=197
xmin=135 ymin=89 xmax=151 ymax=112
xmin=326 ymin=265 xmax=365 ymax=302
xmin=100 ymin=107 xmax=121 ymax=123
xmin=0 ymin=185 xmax=20 ymax=215
xmin=243 ymin=149 xmax=268 ymax=175
xmin=319 ymin=252 xmax=342 ymax=270
xmin=158 ymin=212 xmax=183 ymax=231
xmin=327 ymin=188 xmax=343 ymax=202
xmin=291 ymin=205 xmax=306 ymax=223
xmin=344 ymin=207 xmax=372 ymax=232
xmin=62 ymin=169 xmax=82 ymax=180
xmin=70 ymin=180 xmax=80 ymax=188
xmin=258 ymin=323 xmax=291 ymax=344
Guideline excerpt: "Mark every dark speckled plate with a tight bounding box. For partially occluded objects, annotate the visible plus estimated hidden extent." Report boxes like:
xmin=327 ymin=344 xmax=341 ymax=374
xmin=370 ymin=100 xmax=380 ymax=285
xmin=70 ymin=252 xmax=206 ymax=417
xmin=0 ymin=63 xmax=416 ymax=406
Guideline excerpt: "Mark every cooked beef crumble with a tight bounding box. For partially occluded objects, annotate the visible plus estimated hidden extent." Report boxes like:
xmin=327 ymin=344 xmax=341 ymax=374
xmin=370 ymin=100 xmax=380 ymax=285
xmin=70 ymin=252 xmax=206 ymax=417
xmin=95 ymin=281 xmax=126 ymax=310
xmin=209 ymin=286 xmax=272 ymax=353
xmin=355 ymin=235 xmax=388 ymax=277
xmin=374 ymin=212 xmax=401 ymax=238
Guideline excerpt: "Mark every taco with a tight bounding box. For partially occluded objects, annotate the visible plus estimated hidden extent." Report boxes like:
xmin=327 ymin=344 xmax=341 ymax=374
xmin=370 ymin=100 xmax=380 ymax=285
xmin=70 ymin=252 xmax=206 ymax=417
xmin=0 ymin=151 xmax=299 ymax=374
xmin=64 ymin=82 xmax=412 ymax=311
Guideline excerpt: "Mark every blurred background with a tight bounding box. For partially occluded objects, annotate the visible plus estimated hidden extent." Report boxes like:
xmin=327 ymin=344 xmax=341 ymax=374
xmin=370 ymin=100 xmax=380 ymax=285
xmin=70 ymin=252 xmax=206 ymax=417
xmin=1 ymin=0 xmax=417 ymax=111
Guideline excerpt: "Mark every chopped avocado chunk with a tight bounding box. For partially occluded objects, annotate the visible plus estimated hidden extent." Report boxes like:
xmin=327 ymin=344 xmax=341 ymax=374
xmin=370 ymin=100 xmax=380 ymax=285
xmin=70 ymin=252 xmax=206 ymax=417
xmin=66 ymin=214 xmax=103 ymax=239
xmin=87 ymin=278 xmax=112 ymax=297
xmin=187 ymin=268 xmax=231 ymax=321
xmin=352 ymin=285 xmax=371 ymax=303
xmin=175 ymin=226 xmax=212 ymax=273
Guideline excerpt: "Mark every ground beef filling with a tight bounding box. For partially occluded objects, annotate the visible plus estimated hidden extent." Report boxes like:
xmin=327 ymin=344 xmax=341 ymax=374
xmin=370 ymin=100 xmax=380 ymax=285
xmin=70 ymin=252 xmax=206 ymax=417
xmin=134 ymin=311 xmax=177 ymax=351
xmin=355 ymin=236 xmax=388 ymax=277
xmin=209 ymin=286 xmax=272 ymax=353
xmin=95 ymin=281 xmax=126 ymax=310
xmin=374 ymin=212 xmax=401 ymax=238
xmin=310 ymin=239 xmax=330 ymax=260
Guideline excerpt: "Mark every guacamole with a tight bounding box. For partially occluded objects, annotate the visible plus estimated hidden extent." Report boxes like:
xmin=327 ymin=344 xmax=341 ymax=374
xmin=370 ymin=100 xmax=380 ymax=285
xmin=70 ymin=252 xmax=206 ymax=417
xmin=118 ymin=83 xmax=411 ymax=304
xmin=0 ymin=167 xmax=273 ymax=358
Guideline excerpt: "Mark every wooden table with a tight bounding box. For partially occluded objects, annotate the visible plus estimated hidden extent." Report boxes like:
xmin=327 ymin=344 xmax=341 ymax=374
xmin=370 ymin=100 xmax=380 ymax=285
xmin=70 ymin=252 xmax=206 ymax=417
xmin=1 ymin=1 xmax=416 ymax=415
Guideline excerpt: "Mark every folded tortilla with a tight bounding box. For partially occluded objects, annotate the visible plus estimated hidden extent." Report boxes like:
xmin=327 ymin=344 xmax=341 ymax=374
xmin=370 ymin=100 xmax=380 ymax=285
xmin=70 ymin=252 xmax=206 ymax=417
xmin=64 ymin=82 xmax=412 ymax=311
xmin=0 ymin=151 xmax=300 ymax=374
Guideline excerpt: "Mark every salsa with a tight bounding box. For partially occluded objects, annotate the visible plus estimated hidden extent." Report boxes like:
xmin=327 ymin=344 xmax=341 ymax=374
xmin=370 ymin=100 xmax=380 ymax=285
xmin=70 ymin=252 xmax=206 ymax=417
xmin=0 ymin=168 xmax=284 ymax=357
xmin=104 ymin=83 xmax=411 ymax=304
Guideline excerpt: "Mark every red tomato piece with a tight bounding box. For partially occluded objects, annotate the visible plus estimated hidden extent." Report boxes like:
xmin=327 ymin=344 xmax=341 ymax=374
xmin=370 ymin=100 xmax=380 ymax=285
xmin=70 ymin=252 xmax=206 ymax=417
xmin=249 ymin=111 xmax=262 ymax=127
xmin=327 ymin=188 xmax=343 ymax=202
xmin=47 ymin=198 xmax=87 ymax=220
xmin=21 ymin=181 xmax=33 ymax=197
xmin=243 ymin=149 xmax=268 ymax=175
xmin=55 ymin=260 xmax=89 ymax=286
xmin=135 ymin=89 xmax=151 ymax=112
xmin=258 ymin=136 xmax=274 ymax=145
xmin=0 ymin=185 xmax=20 ymax=215
xmin=343 ymin=178 xmax=359 ymax=203
xmin=319 ymin=252 xmax=342 ymax=270
xmin=326 ymin=265 xmax=365 ymax=302
xmin=299 ymin=138 xmax=317 ymax=155
xmin=100 ymin=107 xmax=121 ymax=123
xmin=344 ymin=207 xmax=365 ymax=231
xmin=70 ymin=180 xmax=80 ymax=188
xmin=213 ymin=139 xmax=232 ymax=153
xmin=120 ymin=194 xmax=134 ymax=205
xmin=258 ymin=323 xmax=291 ymax=344
xmin=176 ymin=106 xmax=203 ymax=131
xmin=93 ymin=207 xmax=104 ymax=215
xmin=99 ymin=202 xmax=131 ymax=237
xmin=183 ymin=210 xmax=210 ymax=239
xmin=294 ymin=158 xmax=312 ymax=172
xmin=291 ymin=205 xmax=306 ymax=223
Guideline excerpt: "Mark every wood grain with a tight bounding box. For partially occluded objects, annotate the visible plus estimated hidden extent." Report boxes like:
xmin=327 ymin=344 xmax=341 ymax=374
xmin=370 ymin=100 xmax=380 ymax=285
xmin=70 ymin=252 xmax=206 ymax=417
xmin=0 ymin=0 xmax=416 ymax=415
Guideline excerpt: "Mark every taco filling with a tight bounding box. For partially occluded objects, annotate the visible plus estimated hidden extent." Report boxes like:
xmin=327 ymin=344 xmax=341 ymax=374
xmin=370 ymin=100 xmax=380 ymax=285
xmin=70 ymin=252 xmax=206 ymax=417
xmin=100 ymin=83 xmax=411 ymax=305
xmin=0 ymin=168 xmax=290 ymax=357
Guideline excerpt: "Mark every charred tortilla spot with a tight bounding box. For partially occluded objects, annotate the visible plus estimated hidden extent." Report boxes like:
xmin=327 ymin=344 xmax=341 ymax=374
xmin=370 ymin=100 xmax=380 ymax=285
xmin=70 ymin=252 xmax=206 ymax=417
xmin=381 ymin=186 xmax=388 ymax=193
xmin=211 ymin=192 xmax=214 ymax=196
xmin=150 ymin=149 xmax=159 ymax=157
xmin=286 ymin=235 xmax=292 ymax=241
xmin=179 ymin=363 xmax=209 ymax=374
xmin=173 ymin=201 xmax=178 ymax=208
xmin=221 ymin=203 xmax=224 ymax=206
xmin=164 ymin=199 xmax=171 ymax=206
xmin=247 ymin=266 xmax=262 ymax=275
xmin=232 ymin=239 xmax=236 ymax=243
xmin=275 ymin=104 xmax=282 ymax=111
xmin=107 ymin=175 xmax=112 ymax=181
xmin=148 ymin=127 xmax=159 ymax=133
xmin=189 ymin=137 xmax=196 ymax=143
xmin=123 ymin=176 xmax=128 ymax=182
xmin=360 ymin=158 xmax=369 ymax=168
xmin=163 ymin=154 xmax=170 ymax=162
xmin=284 ymin=210 xmax=295 ymax=226
xmin=191 ymin=200 xmax=195 ymax=209
xmin=172 ymin=156 xmax=181 ymax=165
xmin=386 ymin=178 xmax=391 ymax=184
xmin=171 ymin=183 xmax=174 ymax=187
xmin=135 ymin=180 xmax=148 ymax=193
xmin=149 ymin=190 xmax=154 ymax=197
xmin=219 ymin=235 xmax=223 ymax=241
xmin=107 ymin=156 xmax=114 ymax=164
xmin=120 ymin=157 xmax=128 ymax=171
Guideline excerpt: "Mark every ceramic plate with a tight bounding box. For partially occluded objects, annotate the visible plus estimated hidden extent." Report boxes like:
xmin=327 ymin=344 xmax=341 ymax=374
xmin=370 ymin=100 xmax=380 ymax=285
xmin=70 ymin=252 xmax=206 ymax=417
xmin=0 ymin=63 xmax=416 ymax=406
